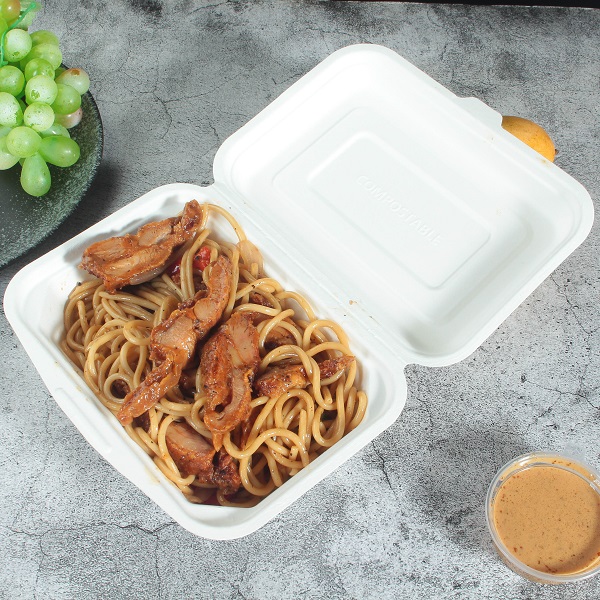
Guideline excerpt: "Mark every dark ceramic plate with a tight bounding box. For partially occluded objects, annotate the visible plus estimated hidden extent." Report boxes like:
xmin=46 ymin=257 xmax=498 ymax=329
xmin=0 ymin=91 xmax=103 ymax=269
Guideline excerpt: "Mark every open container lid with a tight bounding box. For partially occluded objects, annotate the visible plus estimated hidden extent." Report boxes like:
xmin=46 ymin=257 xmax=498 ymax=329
xmin=213 ymin=44 xmax=593 ymax=367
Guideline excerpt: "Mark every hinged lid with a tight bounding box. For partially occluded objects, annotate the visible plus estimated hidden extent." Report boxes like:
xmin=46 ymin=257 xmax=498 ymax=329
xmin=213 ymin=44 xmax=593 ymax=367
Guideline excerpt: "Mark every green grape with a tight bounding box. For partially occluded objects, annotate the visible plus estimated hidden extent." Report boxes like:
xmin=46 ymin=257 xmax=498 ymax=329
xmin=0 ymin=91 xmax=22 ymax=126
xmin=23 ymin=42 xmax=62 ymax=70
xmin=40 ymin=122 xmax=70 ymax=138
xmin=24 ymin=101 xmax=54 ymax=132
xmin=0 ymin=0 xmax=20 ymax=22
xmin=56 ymin=68 xmax=90 ymax=95
xmin=3 ymin=29 xmax=33 ymax=62
xmin=12 ymin=2 xmax=41 ymax=30
xmin=24 ymin=57 xmax=55 ymax=81
xmin=21 ymin=153 xmax=51 ymax=196
xmin=39 ymin=134 xmax=80 ymax=167
xmin=6 ymin=125 xmax=42 ymax=158
xmin=51 ymin=83 xmax=81 ymax=115
xmin=0 ymin=134 xmax=19 ymax=170
xmin=0 ymin=65 xmax=25 ymax=96
xmin=54 ymin=106 xmax=81 ymax=128
xmin=0 ymin=4 xmax=91 ymax=197
xmin=25 ymin=74 xmax=58 ymax=104
xmin=29 ymin=30 xmax=60 ymax=47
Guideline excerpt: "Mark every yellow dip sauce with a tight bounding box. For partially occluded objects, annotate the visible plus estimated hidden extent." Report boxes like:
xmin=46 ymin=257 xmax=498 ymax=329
xmin=493 ymin=461 xmax=600 ymax=575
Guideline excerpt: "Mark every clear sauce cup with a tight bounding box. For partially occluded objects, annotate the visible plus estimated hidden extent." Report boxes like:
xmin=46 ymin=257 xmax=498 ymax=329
xmin=486 ymin=451 xmax=600 ymax=584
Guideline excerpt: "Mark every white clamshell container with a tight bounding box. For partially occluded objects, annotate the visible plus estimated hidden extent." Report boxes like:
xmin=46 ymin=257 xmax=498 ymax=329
xmin=4 ymin=44 xmax=593 ymax=539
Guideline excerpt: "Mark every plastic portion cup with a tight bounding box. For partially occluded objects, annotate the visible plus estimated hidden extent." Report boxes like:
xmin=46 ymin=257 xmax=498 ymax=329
xmin=486 ymin=451 xmax=600 ymax=584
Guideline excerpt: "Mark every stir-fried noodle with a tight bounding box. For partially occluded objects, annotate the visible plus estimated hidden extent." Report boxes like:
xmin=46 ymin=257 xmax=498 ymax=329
xmin=61 ymin=203 xmax=367 ymax=506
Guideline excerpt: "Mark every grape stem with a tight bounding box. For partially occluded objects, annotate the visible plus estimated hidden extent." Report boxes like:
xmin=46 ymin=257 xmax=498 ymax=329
xmin=0 ymin=2 xmax=40 ymax=67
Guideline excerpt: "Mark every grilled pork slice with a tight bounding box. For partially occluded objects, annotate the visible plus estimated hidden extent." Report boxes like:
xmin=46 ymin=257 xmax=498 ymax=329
xmin=80 ymin=200 xmax=204 ymax=292
xmin=117 ymin=256 xmax=232 ymax=425
xmin=254 ymin=355 xmax=355 ymax=399
xmin=211 ymin=451 xmax=242 ymax=496
xmin=201 ymin=312 xmax=261 ymax=450
xmin=264 ymin=327 xmax=297 ymax=352
xmin=165 ymin=421 xmax=241 ymax=495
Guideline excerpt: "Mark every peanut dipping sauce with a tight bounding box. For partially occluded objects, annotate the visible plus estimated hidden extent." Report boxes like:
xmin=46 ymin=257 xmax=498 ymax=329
xmin=492 ymin=459 xmax=600 ymax=576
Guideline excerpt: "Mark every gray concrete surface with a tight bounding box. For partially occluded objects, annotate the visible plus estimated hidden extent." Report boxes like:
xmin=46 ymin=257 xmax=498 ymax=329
xmin=1 ymin=1 xmax=600 ymax=598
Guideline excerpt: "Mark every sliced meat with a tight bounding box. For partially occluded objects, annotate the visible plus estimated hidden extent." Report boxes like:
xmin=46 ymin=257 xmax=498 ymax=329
xmin=248 ymin=292 xmax=273 ymax=308
xmin=118 ymin=354 xmax=187 ymax=425
xmin=133 ymin=411 xmax=150 ymax=432
xmin=165 ymin=421 xmax=241 ymax=495
xmin=201 ymin=312 xmax=260 ymax=450
xmin=80 ymin=200 xmax=204 ymax=292
xmin=318 ymin=355 xmax=355 ymax=378
xmin=227 ymin=312 xmax=261 ymax=369
xmin=117 ymin=256 xmax=232 ymax=425
xmin=212 ymin=450 xmax=242 ymax=496
xmin=240 ymin=292 xmax=274 ymax=325
xmin=165 ymin=421 xmax=216 ymax=481
xmin=110 ymin=379 xmax=130 ymax=399
xmin=264 ymin=327 xmax=297 ymax=352
xmin=150 ymin=311 xmax=198 ymax=365
xmin=179 ymin=367 xmax=198 ymax=394
xmin=199 ymin=327 xmax=231 ymax=415
xmin=254 ymin=363 xmax=307 ymax=399
xmin=254 ymin=355 xmax=355 ymax=398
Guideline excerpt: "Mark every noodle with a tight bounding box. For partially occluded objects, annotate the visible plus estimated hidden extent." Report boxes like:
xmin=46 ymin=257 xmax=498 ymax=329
xmin=61 ymin=203 xmax=368 ymax=506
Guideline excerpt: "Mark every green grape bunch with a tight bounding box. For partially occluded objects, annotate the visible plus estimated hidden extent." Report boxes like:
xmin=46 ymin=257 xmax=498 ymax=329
xmin=0 ymin=0 xmax=90 ymax=196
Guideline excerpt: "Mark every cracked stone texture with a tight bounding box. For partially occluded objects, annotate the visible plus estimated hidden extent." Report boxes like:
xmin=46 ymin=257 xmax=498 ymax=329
xmin=1 ymin=1 xmax=599 ymax=599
